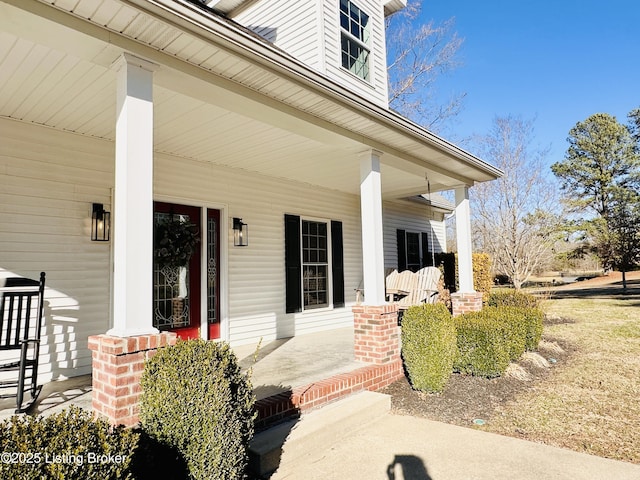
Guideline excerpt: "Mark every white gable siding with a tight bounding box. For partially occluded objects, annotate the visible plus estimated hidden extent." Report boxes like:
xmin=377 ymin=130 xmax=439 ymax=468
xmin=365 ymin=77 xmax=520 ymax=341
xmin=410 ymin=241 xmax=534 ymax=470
xmin=383 ymin=200 xmax=447 ymax=269
xmin=233 ymin=0 xmax=389 ymax=107
xmin=232 ymin=0 xmax=324 ymax=71
xmin=0 ymin=118 xmax=113 ymax=382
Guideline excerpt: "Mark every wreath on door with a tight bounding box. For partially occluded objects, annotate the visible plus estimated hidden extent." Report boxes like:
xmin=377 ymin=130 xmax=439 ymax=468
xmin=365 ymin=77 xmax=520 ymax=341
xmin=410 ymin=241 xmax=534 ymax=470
xmin=154 ymin=215 xmax=200 ymax=268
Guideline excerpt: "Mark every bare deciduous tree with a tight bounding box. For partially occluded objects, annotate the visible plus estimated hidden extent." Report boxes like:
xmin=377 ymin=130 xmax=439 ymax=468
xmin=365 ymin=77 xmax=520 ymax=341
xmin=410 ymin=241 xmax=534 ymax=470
xmin=471 ymin=115 xmax=560 ymax=289
xmin=386 ymin=1 xmax=465 ymax=133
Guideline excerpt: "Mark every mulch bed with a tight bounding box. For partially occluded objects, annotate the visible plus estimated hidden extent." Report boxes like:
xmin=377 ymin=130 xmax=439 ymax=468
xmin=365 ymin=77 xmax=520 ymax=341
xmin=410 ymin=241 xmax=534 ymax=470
xmin=380 ymin=336 xmax=573 ymax=427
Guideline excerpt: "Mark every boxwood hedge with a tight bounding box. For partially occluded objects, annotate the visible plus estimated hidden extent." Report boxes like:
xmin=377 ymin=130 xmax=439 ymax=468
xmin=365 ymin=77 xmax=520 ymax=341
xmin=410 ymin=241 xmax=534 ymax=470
xmin=0 ymin=406 xmax=138 ymax=480
xmin=139 ymin=339 xmax=255 ymax=480
xmin=401 ymin=303 xmax=458 ymax=392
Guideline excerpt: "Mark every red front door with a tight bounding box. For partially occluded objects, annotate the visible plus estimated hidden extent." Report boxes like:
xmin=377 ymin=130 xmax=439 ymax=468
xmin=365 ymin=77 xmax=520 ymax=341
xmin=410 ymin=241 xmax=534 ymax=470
xmin=153 ymin=202 xmax=201 ymax=339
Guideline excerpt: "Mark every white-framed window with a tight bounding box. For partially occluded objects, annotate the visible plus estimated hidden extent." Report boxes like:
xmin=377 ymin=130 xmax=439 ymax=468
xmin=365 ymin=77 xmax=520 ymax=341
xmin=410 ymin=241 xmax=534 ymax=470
xmin=405 ymin=231 xmax=421 ymax=272
xmin=301 ymin=219 xmax=330 ymax=309
xmin=339 ymin=0 xmax=370 ymax=81
xmin=284 ymin=214 xmax=345 ymax=314
xmin=397 ymin=229 xmax=431 ymax=272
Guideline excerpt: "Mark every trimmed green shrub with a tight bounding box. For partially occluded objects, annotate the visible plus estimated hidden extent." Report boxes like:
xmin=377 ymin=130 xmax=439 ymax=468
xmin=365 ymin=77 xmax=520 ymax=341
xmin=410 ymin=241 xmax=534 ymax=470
xmin=453 ymin=310 xmax=511 ymax=378
xmin=487 ymin=290 xmax=540 ymax=309
xmin=0 ymin=406 xmax=138 ymax=480
xmin=139 ymin=339 xmax=255 ymax=480
xmin=486 ymin=292 xmax=544 ymax=352
xmin=472 ymin=252 xmax=493 ymax=301
xmin=401 ymin=304 xmax=458 ymax=392
xmin=520 ymin=307 xmax=544 ymax=351
xmin=487 ymin=306 xmax=527 ymax=361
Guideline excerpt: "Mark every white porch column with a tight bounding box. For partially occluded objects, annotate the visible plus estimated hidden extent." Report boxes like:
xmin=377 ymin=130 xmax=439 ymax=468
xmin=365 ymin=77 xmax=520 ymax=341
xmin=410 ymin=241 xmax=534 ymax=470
xmin=359 ymin=150 xmax=386 ymax=305
xmin=455 ymin=186 xmax=475 ymax=292
xmin=107 ymin=53 xmax=159 ymax=337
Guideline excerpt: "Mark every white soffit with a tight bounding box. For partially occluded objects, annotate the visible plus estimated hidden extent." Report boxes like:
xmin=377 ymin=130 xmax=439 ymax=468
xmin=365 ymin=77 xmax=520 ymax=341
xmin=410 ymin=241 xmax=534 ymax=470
xmin=1 ymin=0 xmax=501 ymax=194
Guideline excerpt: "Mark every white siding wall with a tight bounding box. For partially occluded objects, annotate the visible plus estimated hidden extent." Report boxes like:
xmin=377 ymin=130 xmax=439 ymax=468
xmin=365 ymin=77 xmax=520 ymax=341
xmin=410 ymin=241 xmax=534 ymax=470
xmin=1 ymin=119 xmax=446 ymax=380
xmin=233 ymin=0 xmax=389 ymax=107
xmin=383 ymin=200 xmax=447 ymax=269
xmin=155 ymin=152 xmax=362 ymax=346
xmin=1 ymin=119 xmax=364 ymax=373
xmin=233 ymin=0 xmax=323 ymax=71
xmin=0 ymin=118 xmax=113 ymax=381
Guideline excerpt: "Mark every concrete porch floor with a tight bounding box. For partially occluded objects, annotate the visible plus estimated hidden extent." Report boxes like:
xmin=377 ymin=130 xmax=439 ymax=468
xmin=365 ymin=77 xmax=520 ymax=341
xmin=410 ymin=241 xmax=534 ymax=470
xmin=0 ymin=327 xmax=364 ymax=420
xmin=235 ymin=327 xmax=364 ymax=400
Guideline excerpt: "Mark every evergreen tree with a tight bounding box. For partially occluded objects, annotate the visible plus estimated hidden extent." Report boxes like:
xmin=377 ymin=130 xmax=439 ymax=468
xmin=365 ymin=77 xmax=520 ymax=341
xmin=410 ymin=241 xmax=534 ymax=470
xmin=551 ymin=112 xmax=640 ymax=283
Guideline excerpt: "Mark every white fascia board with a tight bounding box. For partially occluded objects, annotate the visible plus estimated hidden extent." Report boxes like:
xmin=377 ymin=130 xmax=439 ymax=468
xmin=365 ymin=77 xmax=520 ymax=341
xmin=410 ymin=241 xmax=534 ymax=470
xmin=128 ymin=0 xmax=504 ymax=182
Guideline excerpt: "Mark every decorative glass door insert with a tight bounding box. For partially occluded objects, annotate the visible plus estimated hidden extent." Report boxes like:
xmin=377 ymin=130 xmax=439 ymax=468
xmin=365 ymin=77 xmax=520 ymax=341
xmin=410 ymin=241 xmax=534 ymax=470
xmin=206 ymin=209 xmax=221 ymax=339
xmin=153 ymin=202 xmax=201 ymax=339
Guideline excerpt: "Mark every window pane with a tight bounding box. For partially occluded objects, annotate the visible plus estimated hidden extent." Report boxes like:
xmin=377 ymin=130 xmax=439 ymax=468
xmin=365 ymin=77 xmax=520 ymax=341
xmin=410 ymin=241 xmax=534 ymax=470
xmin=301 ymin=220 xmax=329 ymax=309
xmin=340 ymin=34 xmax=370 ymax=80
xmin=207 ymin=216 xmax=217 ymax=326
xmin=340 ymin=14 xmax=349 ymax=30
xmin=350 ymin=21 xmax=359 ymax=38
xmin=303 ymin=265 xmax=328 ymax=309
xmin=406 ymin=232 xmax=421 ymax=272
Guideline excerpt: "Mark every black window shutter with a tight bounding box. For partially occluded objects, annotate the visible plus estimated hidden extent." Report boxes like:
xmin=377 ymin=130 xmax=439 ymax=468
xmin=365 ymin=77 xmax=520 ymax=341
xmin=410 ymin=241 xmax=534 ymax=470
xmin=421 ymin=231 xmax=430 ymax=267
xmin=284 ymin=215 xmax=302 ymax=313
xmin=331 ymin=220 xmax=345 ymax=308
xmin=397 ymin=229 xmax=407 ymax=271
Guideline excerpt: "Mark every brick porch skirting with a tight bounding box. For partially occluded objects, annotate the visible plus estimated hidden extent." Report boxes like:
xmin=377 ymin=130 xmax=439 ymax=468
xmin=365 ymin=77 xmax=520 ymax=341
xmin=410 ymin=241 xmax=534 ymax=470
xmin=451 ymin=291 xmax=483 ymax=316
xmin=88 ymin=332 xmax=177 ymax=427
xmin=255 ymin=303 xmax=404 ymax=430
xmin=254 ymin=359 xmax=403 ymax=430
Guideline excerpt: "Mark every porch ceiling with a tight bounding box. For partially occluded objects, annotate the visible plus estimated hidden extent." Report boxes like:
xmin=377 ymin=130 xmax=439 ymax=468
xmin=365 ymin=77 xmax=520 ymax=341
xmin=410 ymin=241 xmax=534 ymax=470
xmin=0 ymin=0 xmax=500 ymax=198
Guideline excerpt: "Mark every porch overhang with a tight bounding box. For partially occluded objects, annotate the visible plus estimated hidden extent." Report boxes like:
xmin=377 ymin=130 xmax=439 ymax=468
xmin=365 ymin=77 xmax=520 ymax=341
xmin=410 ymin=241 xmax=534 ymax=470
xmin=0 ymin=0 xmax=502 ymax=200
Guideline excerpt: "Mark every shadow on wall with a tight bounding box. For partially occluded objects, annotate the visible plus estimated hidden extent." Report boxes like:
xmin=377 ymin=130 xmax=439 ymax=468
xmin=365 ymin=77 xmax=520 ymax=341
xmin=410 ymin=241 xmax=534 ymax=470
xmin=387 ymin=455 xmax=432 ymax=480
xmin=0 ymin=269 xmax=92 ymax=382
xmin=41 ymin=302 xmax=85 ymax=379
xmin=245 ymin=26 xmax=278 ymax=43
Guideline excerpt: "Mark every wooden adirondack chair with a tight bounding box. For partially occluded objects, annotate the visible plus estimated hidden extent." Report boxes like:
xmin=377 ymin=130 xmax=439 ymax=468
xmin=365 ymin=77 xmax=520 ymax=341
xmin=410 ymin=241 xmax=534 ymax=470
xmin=0 ymin=272 xmax=46 ymax=413
xmin=412 ymin=267 xmax=441 ymax=305
xmin=386 ymin=267 xmax=441 ymax=309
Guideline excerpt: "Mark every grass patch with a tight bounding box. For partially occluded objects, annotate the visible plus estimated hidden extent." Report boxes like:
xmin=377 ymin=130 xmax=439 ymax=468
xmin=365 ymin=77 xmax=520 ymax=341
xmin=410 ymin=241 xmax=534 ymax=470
xmin=612 ymin=323 xmax=640 ymax=339
xmin=485 ymin=295 xmax=640 ymax=464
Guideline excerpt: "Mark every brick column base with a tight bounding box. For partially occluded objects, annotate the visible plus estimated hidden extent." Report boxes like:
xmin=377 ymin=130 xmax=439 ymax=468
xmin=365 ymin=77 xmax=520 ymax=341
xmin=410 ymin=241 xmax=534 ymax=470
xmin=352 ymin=304 xmax=400 ymax=364
xmin=451 ymin=292 xmax=484 ymax=316
xmin=88 ymin=332 xmax=177 ymax=427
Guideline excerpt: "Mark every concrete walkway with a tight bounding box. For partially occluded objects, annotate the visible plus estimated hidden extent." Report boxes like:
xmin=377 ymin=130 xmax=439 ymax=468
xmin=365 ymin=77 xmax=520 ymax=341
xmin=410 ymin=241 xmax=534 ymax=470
xmin=272 ymin=410 xmax=640 ymax=480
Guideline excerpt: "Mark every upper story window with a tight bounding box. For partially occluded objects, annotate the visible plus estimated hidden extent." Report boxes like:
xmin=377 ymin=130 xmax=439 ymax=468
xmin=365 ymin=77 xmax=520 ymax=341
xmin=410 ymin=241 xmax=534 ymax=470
xmin=339 ymin=0 xmax=370 ymax=81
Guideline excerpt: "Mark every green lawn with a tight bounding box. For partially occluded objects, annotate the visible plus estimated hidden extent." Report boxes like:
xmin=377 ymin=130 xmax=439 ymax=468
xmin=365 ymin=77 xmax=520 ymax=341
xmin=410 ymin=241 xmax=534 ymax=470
xmin=485 ymin=292 xmax=640 ymax=464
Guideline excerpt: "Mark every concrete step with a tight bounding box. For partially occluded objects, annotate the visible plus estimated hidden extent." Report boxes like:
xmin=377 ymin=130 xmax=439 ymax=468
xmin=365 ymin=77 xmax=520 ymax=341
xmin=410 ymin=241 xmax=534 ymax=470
xmin=249 ymin=390 xmax=390 ymax=479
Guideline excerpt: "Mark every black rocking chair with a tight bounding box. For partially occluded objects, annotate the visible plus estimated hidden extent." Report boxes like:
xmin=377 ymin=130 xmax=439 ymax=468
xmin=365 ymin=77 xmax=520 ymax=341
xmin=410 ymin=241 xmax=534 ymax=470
xmin=0 ymin=272 xmax=46 ymax=413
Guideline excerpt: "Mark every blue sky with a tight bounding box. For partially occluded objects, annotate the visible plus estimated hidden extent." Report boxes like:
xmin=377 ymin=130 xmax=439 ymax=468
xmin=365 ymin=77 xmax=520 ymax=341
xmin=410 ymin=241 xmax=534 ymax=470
xmin=418 ymin=0 xmax=640 ymax=164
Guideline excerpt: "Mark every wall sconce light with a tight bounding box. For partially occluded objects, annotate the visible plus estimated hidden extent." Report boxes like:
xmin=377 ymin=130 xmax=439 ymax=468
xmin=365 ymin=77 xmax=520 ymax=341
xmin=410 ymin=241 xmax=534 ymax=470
xmin=232 ymin=217 xmax=248 ymax=247
xmin=91 ymin=203 xmax=111 ymax=242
